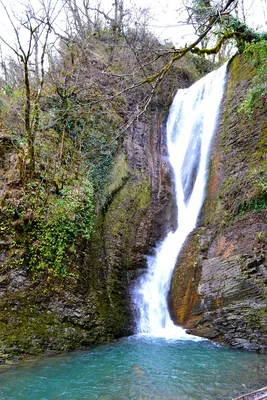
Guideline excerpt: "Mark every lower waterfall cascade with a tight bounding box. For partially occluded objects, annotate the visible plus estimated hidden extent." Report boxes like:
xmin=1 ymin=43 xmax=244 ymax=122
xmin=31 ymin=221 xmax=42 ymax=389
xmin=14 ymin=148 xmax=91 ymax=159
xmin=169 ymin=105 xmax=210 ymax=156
xmin=133 ymin=63 xmax=228 ymax=338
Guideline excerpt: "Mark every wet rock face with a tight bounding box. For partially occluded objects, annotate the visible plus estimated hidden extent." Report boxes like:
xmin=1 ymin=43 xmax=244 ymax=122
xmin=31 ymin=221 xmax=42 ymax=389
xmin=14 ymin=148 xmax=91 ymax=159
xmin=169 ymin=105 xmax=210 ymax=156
xmin=88 ymin=111 xmax=178 ymax=335
xmin=0 ymin=67 xmax=188 ymax=362
xmin=195 ymin=251 xmax=266 ymax=351
xmin=169 ymin=55 xmax=267 ymax=352
xmin=0 ymin=111 xmax=175 ymax=363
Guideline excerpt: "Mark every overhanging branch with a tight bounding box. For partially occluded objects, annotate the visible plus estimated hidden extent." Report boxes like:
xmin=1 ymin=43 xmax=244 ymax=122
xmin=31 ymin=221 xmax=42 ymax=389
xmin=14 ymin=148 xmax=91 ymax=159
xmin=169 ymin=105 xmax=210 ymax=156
xmin=140 ymin=0 xmax=237 ymax=86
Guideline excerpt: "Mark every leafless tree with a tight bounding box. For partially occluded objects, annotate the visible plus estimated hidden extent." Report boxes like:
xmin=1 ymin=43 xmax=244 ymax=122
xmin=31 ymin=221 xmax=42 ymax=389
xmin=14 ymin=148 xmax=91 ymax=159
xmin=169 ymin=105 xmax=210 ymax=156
xmin=53 ymin=0 xmax=250 ymax=141
xmin=0 ymin=0 xmax=58 ymax=181
xmin=0 ymin=0 xmax=258 ymax=172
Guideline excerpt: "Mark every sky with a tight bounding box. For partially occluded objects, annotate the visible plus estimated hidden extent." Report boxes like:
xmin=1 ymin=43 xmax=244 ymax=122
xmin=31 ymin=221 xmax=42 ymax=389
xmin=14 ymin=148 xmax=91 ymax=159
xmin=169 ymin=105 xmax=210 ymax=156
xmin=133 ymin=0 xmax=267 ymax=44
xmin=0 ymin=0 xmax=266 ymax=56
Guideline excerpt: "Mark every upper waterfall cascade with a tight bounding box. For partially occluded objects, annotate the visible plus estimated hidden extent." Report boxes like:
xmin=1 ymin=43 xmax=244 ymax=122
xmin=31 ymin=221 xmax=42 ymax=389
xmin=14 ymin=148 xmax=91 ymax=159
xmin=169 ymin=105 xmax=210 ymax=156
xmin=133 ymin=63 xmax=228 ymax=339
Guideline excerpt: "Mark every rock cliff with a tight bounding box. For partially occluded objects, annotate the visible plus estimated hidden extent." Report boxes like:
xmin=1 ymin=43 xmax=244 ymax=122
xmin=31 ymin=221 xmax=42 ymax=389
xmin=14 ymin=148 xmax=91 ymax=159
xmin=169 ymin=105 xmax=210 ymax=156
xmin=0 ymin=56 xmax=197 ymax=363
xmin=169 ymin=54 xmax=267 ymax=352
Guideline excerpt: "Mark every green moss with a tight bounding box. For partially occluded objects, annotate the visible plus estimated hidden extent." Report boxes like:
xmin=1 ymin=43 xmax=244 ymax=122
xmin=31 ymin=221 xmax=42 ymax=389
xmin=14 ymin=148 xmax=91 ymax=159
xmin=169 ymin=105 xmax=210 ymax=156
xmin=105 ymin=172 xmax=151 ymax=244
xmin=1 ymin=179 xmax=95 ymax=278
xmin=105 ymin=153 xmax=130 ymax=198
xmin=229 ymin=55 xmax=253 ymax=85
xmin=207 ymin=54 xmax=267 ymax=224
xmin=239 ymin=192 xmax=267 ymax=215
xmin=86 ymin=170 xmax=152 ymax=335
xmin=254 ymin=131 xmax=267 ymax=160
xmin=244 ymin=308 xmax=266 ymax=330
xmin=137 ymin=181 xmax=151 ymax=209
xmin=238 ymin=40 xmax=267 ymax=116
xmin=0 ymin=283 xmax=114 ymax=361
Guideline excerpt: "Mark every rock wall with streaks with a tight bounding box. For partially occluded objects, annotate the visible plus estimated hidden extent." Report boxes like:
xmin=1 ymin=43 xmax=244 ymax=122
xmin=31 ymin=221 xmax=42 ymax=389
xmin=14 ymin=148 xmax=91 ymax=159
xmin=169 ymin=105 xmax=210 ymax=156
xmin=0 ymin=58 xmax=197 ymax=363
xmin=169 ymin=54 xmax=267 ymax=352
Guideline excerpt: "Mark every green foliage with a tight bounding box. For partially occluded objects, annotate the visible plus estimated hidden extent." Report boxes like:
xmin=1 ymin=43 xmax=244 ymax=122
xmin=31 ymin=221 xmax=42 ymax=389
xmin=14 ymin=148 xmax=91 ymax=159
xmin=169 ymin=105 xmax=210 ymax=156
xmin=46 ymin=91 xmax=122 ymax=200
xmin=106 ymin=153 xmax=129 ymax=197
xmin=239 ymin=170 xmax=267 ymax=215
xmin=0 ymin=203 xmax=16 ymax=237
xmin=24 ymin=181 xmax=94 ymax=277
xmin=1 ymin=180 xmax=95 ymax=278
xmin=0 ymin=33 xmax=128 ymax=279
xmin=222 ymin=16 xmax=265 ymax=53
xmin=239 ymin=40 xmax=267 ymax=116
xmin=239 ymin=192 xmax=267 ymax=215
xmin=184 ymin=53 xmax=213 ymax=78
xmin=189 ymin=1 xmax=216 ymax=31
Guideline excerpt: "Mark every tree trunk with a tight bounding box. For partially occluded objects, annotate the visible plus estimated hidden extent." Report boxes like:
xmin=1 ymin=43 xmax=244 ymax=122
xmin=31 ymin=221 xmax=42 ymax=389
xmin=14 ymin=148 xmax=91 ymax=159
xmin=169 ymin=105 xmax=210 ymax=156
xmin=24 ymin=62 xmax=35 ymax=181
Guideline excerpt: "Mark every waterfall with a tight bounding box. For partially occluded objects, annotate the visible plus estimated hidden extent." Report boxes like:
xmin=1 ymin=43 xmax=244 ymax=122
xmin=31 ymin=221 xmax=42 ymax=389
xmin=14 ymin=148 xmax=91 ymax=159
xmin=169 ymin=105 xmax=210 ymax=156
xmin=133 ymin=63 xmax=228 ymax=339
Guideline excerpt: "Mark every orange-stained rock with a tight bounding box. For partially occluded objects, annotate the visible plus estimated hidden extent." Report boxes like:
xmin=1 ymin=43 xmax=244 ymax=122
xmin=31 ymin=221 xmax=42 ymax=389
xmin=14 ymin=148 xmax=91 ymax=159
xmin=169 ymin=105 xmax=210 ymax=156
xmin=169 ymin=54 xmax=267 ymax=352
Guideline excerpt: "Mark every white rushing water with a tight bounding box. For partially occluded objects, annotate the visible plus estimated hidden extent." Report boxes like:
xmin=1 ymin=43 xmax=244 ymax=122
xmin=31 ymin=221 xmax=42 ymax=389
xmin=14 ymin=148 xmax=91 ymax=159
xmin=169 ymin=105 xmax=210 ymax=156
xmin=133 ymin=63 xmax=228 ymax=339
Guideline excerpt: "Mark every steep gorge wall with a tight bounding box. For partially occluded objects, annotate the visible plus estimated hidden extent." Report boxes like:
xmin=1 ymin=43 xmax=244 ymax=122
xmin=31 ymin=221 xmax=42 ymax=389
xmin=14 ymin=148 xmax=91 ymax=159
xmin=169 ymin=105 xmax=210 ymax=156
xmin=0 ymin=60 xmax=197 ymax=363
xmin=169 ymin=54 xmax=267 ymax=352
xmin=0 ymin=105 xmax=172 ymax=362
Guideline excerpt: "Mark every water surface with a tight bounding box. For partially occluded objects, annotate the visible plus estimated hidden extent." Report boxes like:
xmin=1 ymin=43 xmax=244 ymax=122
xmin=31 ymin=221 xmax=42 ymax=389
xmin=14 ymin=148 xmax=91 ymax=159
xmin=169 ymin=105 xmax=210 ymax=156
xmin=0 ymin=336 xmax=266 ymax=400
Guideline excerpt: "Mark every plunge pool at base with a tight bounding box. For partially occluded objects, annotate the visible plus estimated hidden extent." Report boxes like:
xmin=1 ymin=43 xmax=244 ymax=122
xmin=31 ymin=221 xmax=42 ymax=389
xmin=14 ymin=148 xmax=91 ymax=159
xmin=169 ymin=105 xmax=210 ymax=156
xmin=0 ymin=335 xmax=266 ymax=400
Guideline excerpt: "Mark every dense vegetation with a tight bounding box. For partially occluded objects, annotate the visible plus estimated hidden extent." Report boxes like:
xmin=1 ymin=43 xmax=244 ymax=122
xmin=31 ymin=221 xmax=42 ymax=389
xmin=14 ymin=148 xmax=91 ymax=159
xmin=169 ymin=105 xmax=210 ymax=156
xmin=0 ymin=0 xmax=266 ymax=280
xmin=240 ymin=39 xmax=267 ymax=115
xmin=0 ymin=17 xmax=199 ymax=279
xmin=238 ymin=39 xmax=267 ymax=214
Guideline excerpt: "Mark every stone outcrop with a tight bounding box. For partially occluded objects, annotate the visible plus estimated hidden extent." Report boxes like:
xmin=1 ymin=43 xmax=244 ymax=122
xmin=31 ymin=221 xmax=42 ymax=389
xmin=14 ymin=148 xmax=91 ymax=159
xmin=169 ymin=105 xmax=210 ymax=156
xmin=169 ymin=55 xmax=267 ymax=352
xmin=0 ymin=59 xmax=197 ymax=362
